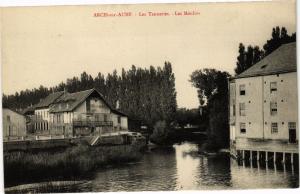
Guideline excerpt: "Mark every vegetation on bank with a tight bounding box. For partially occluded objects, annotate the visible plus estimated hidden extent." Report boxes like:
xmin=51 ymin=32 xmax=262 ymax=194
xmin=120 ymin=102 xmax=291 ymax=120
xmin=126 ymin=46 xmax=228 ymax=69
xmin=4 ymin=144 xmax=142 ymax=187
xmin=5 ymin=181 xmax=88 ymax=194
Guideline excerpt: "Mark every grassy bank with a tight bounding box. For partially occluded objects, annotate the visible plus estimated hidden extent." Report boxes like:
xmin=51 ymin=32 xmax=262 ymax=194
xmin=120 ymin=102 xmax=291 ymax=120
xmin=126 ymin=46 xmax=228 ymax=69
xmin=4 ymin=144 xmax=142 ymax=187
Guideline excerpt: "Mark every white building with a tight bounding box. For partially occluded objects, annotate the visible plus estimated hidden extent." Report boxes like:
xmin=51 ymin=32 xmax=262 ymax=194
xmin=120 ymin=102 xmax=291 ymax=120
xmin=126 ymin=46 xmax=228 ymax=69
xmin=229 ymin=42 xmax=298 ymax=163
xmin=31 ymin=88 xmax=128 ymax=136
xmin=33 ymin=91 xmax=64 ymax=131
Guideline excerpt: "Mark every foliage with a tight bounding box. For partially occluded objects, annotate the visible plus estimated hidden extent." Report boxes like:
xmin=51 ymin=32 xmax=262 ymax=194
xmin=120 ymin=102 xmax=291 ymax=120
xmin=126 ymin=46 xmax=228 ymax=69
xmin=234 ymin=26 xmax=296 ymax=75
xmin=4 ymin=144 xmax=142 ymax=187
xmin=175 ymin=108 xmax=207 ymax=128
xmin=150 ymin=120 xmax=173 ymax=145
xmin=3 ymin=62 xmax=177 ymax=130
xmin=263 ymin=26 xmax=296 ymax=56
xmin=190 ymin=68 xmax=230 ymax=106
xmin=190 ymin=68 xmax=230 ymax=149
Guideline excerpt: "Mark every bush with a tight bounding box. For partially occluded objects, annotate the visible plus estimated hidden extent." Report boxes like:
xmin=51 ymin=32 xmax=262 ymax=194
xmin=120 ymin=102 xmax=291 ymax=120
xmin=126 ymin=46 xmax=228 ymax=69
xmin=150 ymin=120 xmax=173 ymax=145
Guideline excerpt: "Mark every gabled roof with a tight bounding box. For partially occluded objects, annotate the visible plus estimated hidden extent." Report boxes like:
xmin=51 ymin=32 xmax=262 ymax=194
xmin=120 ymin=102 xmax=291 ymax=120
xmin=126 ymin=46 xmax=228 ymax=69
xmin=49 ymin=88 xmax=112 ymax=113
xmin=22 ymin=105 xmax=36 ymax=115
xmin=111 ymin=109 xmax=128 ymax=117
xmin=3 ymin=107 xmax=25 ymax=117
xmin=236 ymin=42 xmax=296 ymax=79
xmin=35 ymin=91 xmax=65 ymax=109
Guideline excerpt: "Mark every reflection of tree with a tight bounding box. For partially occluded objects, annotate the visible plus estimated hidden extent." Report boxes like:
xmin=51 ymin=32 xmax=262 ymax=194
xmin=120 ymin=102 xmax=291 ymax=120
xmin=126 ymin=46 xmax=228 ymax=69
xmin=92 ymin=147 xmax=177 ymax=191
xmin=196 ymin=155 xmax=232 ymax=187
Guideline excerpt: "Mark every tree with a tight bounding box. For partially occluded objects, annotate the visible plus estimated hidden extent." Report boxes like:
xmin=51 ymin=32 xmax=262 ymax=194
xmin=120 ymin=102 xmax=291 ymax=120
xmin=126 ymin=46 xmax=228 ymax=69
xmin=3 ymin=63 xmax=178 ymax=135
xmin=234 ymin=44 xmax=264 ymax=75
xmin=263 ymin=26 xmax=296 ymax=56
xmin=190 ymin=68 xmax=231 ymax=149
xmin=234 ymin=43 xmax=246 ymax=75
xmin=235 ymin=26 xmax=296 ymax=75
xmin=175 ymin=108 xmax=202 ymax=128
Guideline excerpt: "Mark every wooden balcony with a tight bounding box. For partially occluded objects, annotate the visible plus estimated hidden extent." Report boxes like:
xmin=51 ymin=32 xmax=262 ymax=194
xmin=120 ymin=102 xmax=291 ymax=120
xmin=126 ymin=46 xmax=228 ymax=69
xmin=72 ymin=120 xmax=113 ymax=127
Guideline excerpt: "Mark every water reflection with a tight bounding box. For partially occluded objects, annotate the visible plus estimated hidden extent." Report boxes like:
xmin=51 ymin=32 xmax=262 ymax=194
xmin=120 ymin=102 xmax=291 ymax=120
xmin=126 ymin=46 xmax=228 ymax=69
xmin=89 ymin=147 xmax=178 ymax=192
xmin=69 ymin=142 xmax=298 ymax=192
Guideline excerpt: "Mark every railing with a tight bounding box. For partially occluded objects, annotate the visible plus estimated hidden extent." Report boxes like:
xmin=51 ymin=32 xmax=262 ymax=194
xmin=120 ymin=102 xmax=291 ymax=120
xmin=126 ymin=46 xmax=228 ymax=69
xmin=72 ymin=120 xmax=113 ymax=127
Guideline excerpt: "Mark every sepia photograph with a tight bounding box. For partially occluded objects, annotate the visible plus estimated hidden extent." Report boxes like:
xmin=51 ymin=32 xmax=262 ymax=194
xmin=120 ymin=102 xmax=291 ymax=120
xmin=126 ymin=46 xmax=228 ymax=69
xmin=0 ymin=0 xmax=298 ymax=193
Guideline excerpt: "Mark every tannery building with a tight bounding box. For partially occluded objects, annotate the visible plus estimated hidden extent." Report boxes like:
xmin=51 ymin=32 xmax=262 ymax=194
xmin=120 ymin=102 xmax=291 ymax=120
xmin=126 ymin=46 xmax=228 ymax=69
xmin=31 ymin=88 xmax=128 ymax=136
xmin=229 ymin=42 xmax=298 ymax=163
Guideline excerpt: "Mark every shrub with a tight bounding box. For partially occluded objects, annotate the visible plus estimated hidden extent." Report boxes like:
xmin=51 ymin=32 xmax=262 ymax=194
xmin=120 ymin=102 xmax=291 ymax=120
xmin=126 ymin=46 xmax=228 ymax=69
xmin=150 ymin=120 xmax=173 ymax=145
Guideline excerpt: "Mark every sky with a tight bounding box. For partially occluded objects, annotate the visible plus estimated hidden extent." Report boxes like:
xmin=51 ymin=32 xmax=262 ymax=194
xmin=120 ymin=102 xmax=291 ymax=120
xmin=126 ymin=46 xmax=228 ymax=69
xmin=1 ymin=0 xmax=296 ymax=108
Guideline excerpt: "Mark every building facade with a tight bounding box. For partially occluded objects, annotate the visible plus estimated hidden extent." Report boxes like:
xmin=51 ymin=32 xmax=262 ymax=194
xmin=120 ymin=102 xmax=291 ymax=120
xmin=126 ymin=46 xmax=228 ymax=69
xmin=32 ymin=91 xmax=64 ymax=131
xmin=2 ymin=108 xmax=27 ymax=139
xmin=30 ymin=88 xmax=128 ymax=136
xmin=229 ymin=42 xmax=298 ymax=162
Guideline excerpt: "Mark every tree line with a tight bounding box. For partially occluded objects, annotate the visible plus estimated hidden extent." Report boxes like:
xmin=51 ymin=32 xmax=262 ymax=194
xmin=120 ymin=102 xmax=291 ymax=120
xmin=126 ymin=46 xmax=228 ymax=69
xmin=235 ymin=26 xmax=296 ymax=75
xmin=3 ymin=62 xmax=177 ymax=129
xmin=190 ymin=26 xmax=296 ymax=150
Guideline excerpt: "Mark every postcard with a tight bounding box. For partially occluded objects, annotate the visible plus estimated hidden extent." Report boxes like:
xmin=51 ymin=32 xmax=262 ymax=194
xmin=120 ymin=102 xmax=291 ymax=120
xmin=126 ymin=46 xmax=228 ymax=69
xmin=0 ymin=0 xmax=298 ymax=193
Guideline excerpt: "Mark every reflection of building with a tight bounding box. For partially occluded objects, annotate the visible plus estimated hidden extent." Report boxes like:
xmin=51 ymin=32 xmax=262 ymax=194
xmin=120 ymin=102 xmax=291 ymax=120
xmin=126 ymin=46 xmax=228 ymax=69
xmin=2 ymin=108 xmax=27 ymax=138
xmin=229 ymin=43 xmax=298 ymax=162
xmin=31 ymin=88 xmax=128 ymax=136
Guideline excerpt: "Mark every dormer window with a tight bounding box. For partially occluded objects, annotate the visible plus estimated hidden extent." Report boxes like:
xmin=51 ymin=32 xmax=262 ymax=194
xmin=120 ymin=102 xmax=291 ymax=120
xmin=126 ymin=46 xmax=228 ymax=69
xmin=261 ymin=64 xmax=267 ymax=69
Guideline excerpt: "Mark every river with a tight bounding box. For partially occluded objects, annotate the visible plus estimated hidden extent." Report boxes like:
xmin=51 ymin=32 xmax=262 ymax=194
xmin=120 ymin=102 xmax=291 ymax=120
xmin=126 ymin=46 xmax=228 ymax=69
xmin=66 ymin=142 xmax=299 ymax=192
xmin=30 ymin=142 xmax=300 ymax=192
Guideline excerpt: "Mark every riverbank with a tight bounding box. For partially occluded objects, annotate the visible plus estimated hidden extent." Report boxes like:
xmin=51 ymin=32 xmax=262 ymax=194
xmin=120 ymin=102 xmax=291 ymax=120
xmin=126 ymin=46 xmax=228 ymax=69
xmin=5 ymin=181 xmax=90 ymax=194
xmin=4 ymin=143 xmax=143 ymax=188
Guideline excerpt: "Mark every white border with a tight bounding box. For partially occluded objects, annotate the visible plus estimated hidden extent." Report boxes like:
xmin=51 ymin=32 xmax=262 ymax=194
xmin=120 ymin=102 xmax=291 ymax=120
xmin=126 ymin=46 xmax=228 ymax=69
xmin=0 ymin=0 xmax=272 ymax=7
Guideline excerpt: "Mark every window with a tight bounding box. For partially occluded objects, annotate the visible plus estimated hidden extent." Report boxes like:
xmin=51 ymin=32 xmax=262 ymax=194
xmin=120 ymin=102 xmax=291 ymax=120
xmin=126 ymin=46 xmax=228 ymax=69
xmin=239 ymin=85 xmax=245 ymax=95
xmin=270 ymin=82 xmax=277 ymax=93
xmin=240 ymin=123 xmax=246 ymax=133
xmin=118 ymin=116 xmax=121 ymax=124
xmin=270 ymin=102 xmax=277 ymax=115
xmin=6 ymin=115 xmax=10 ymax=122
xmin=95 ymin=114 xmax=100 ymax=121
xmin=104 ymin=114 xmax=107 ymax=122
xmin=86 ymin=100 xmax=91 ymax=112
xmin=232 ymin=103 xmax=236 ymax=116
xmin=239 ymin=103 xmax=246 ymax=116
xmin=271 ymin=123 xmax=278 ymax=133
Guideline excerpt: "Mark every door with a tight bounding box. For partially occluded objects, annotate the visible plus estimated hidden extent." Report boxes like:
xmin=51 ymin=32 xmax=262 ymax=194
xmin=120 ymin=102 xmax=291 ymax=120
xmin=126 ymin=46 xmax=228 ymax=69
xmin=288 ymin=122 xmax=297 ymax=143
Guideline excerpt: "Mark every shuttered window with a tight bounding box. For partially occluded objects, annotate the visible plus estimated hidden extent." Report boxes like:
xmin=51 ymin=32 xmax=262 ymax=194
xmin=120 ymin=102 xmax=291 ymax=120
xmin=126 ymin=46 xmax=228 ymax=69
xmin=271 ymin=123 xmax=278 ymax=133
